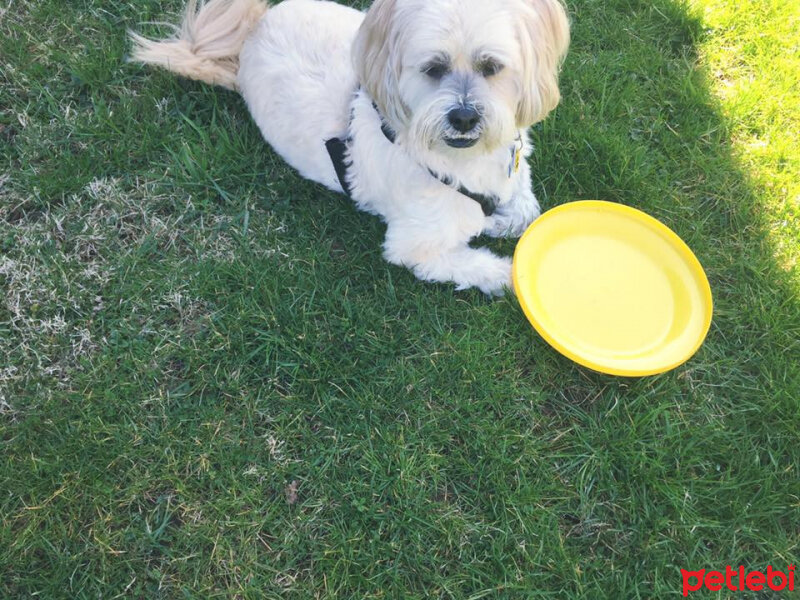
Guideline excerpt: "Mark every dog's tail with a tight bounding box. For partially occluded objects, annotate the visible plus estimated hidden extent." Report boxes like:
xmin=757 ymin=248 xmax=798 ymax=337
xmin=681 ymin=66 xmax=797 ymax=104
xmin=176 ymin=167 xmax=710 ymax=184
xmin=129 ymin=0 xmax=268 ymax=91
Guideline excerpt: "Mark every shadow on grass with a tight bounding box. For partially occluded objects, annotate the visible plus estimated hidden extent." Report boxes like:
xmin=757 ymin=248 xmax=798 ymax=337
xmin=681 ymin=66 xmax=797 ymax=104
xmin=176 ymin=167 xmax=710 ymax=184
xmin=0 ymin=0 xmax=798 ymax=598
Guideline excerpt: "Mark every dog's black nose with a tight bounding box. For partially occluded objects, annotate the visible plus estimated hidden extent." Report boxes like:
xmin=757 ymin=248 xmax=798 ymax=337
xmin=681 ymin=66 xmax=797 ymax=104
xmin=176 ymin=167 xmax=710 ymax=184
xmin=447 ymin=106 xmax=480 ymax=133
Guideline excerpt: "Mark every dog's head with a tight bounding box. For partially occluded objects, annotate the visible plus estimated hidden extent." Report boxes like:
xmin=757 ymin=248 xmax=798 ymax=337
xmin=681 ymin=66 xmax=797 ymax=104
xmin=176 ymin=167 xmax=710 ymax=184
xmin=352 ymin=0 xmax=570 ymax=155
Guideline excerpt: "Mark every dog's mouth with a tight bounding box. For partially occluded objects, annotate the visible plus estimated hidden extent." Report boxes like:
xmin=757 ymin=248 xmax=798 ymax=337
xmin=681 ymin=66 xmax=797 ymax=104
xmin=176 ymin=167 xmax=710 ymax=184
xmin=444 ymin=136 xmax=479 ymax=149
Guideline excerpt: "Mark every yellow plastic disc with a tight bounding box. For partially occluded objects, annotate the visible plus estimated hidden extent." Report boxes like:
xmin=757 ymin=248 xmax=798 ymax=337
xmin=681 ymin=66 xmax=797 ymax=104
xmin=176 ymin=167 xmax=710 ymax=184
xmin=513 ymin=201 xmax=713 ymax=376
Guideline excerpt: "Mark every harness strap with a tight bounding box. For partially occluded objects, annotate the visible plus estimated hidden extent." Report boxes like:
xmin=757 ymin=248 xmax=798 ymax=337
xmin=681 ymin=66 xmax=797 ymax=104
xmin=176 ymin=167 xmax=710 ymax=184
xmin=325 ymin=137 xmax=353 ymax=197
xmin=324 ymin=100 xmax=502 ymax=216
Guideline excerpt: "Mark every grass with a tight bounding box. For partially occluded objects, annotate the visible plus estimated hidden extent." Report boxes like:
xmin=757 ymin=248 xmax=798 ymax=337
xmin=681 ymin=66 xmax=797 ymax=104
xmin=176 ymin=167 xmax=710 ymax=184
xmin=1 ymin=0 xmax=798 ymax=597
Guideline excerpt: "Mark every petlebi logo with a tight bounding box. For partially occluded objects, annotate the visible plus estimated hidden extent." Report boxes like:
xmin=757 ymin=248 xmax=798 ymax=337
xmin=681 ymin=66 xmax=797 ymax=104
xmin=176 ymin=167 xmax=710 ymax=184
xmin=681 ymin=565 xmax=795 ymax=596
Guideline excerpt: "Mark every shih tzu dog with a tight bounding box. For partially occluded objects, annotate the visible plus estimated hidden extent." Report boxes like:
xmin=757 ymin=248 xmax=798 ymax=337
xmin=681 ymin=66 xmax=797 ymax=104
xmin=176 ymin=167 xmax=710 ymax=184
xmin=130 ymin=0 xmax=569 ymax=295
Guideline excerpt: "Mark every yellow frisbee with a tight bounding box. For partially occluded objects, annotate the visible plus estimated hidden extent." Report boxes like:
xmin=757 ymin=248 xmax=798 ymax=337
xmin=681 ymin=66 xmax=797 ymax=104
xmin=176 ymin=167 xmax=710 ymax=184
xmin=512 ymin=201 xmax=713 ymax=376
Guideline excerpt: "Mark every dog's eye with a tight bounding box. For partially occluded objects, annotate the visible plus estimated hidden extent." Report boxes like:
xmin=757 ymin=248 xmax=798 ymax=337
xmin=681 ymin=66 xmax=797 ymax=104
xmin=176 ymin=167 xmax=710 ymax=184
xmin=477 ymin=59 xmax=504 ymax=77
xmin=422 ymin=61 xmax=450 ymax=80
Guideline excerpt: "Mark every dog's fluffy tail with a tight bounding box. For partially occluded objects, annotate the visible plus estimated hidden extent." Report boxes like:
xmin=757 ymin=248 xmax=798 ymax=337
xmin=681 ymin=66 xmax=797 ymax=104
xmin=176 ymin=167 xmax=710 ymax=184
xmin=129 ymin=0 xmax=268 ymax=91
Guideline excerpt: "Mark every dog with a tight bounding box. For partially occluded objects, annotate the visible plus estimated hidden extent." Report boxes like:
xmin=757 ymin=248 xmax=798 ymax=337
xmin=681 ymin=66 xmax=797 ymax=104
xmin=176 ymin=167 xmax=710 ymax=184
xmin=130 ymin=0 xmax=569 ymax=295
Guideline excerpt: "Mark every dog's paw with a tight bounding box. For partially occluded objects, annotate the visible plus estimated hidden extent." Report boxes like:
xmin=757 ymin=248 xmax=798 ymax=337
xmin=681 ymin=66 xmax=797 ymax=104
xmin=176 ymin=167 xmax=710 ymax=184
xmin=452 ymin=251 xmax=513 ymax=296
xmin=483 ymin=192 xmax=541 ymax=238
xmin=405 ymin=246 xmax=512 ymax=296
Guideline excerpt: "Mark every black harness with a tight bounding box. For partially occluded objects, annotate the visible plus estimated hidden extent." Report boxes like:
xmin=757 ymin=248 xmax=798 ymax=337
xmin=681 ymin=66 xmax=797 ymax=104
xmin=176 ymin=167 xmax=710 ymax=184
xmin=325 ymin=102 xmax=502 ymax=217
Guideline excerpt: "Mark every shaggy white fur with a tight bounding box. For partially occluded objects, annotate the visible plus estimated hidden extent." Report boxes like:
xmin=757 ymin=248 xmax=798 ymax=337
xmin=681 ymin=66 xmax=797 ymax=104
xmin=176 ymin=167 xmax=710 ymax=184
xmin=131 ymin=0 xmax=569 ymax=295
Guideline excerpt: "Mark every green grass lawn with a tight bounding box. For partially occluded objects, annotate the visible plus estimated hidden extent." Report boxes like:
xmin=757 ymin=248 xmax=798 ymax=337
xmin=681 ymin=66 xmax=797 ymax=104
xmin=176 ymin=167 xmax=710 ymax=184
xmin=1 ymin=0 xmax=798 ymax=597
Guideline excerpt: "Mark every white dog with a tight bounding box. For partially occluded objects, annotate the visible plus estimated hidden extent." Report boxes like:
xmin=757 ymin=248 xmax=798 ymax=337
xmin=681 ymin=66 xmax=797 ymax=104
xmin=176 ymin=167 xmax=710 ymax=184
xmin=131 ymin=0 xmax=569 ymax=294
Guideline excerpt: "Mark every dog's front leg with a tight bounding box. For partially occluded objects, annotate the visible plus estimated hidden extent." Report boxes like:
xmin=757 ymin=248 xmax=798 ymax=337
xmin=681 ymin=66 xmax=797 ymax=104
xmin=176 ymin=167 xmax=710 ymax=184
xmin=483 ymin=161 xmax=541 ymax=238
xmin=381 ymin=194 xmax=512 ymax=296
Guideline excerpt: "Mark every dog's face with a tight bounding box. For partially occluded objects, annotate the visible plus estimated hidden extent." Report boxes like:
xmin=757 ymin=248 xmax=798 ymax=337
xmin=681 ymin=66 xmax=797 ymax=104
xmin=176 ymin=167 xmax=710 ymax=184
xmin=353 ymin=0 xmax=569 ymax=155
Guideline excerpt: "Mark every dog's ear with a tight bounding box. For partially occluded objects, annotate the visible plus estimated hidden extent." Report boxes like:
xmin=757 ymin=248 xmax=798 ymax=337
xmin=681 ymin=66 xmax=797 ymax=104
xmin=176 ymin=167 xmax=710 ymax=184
xmin=352 ymin=0 xmax=408 ymax=127
xmin=515 ymin=0 xmax=570 ymax=127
